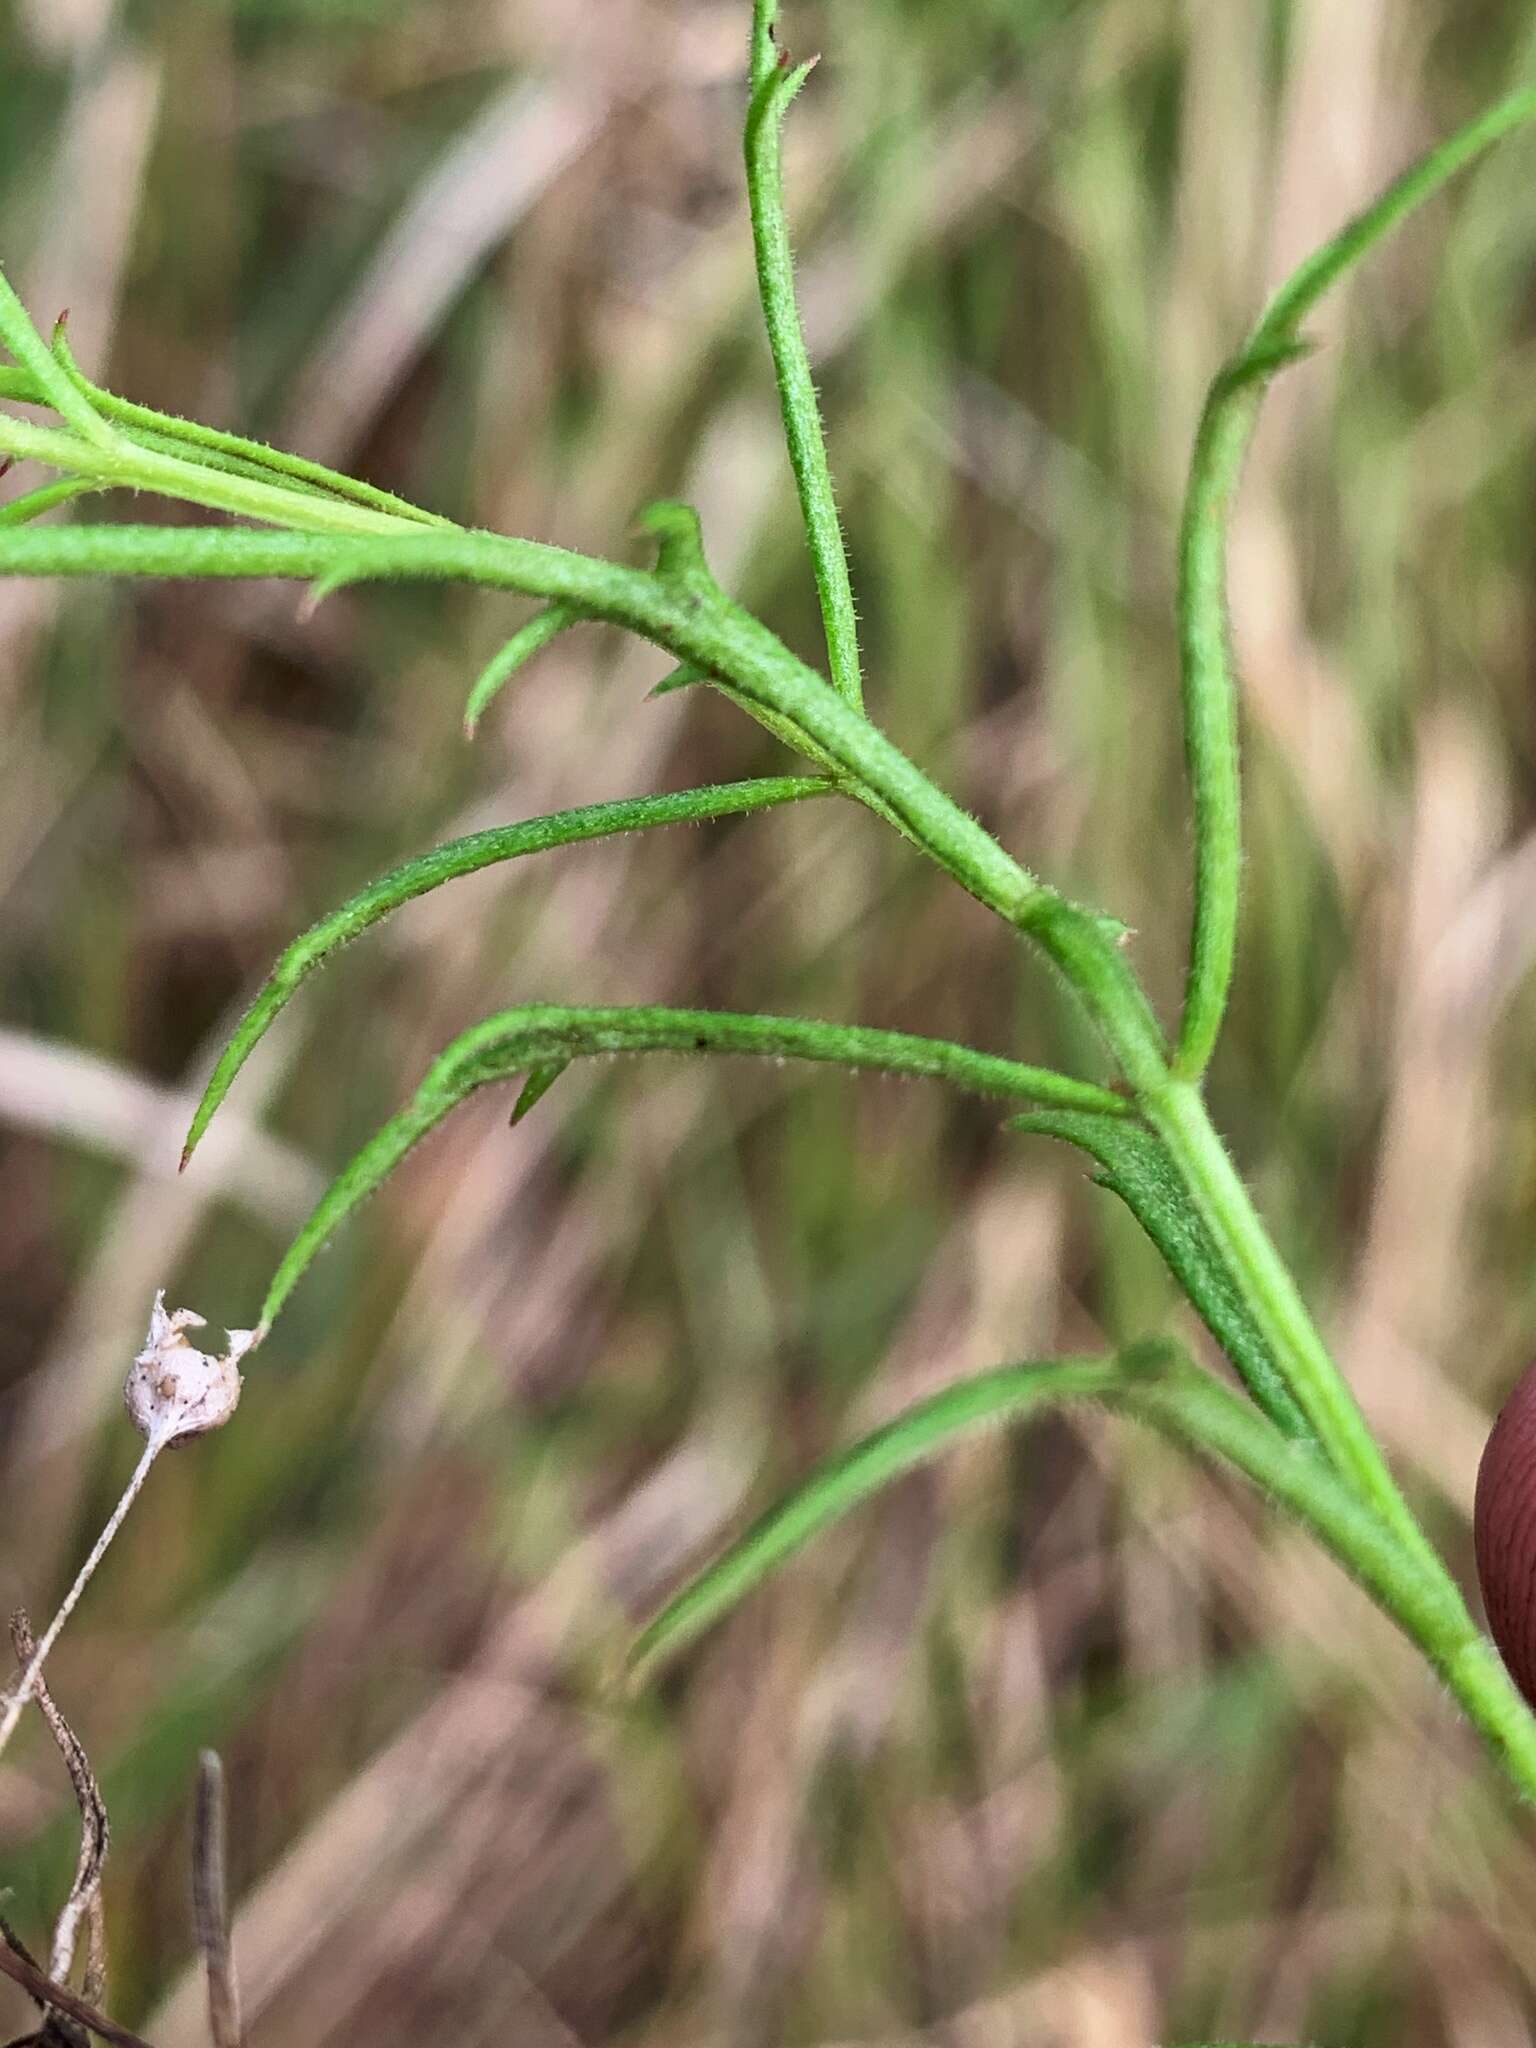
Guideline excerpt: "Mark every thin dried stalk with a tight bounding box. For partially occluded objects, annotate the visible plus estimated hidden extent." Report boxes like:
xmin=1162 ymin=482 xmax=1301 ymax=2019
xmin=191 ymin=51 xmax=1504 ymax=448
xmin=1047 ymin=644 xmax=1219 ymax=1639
xmin=7 ymin=1614 xmax=109 ymax=2002
xmin=0 ymin=1918 xmax=145 ymax=2048
xmin=192 ymin=1754 xmax=243 ymax=2048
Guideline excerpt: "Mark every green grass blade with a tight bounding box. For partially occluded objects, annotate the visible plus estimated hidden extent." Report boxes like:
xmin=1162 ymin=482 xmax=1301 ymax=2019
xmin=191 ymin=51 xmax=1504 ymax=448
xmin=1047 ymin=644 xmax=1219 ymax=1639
xmin=1011 ymin=1107 xmax=1310 ymax=1441
xmin=745 ymin=2 xmax=863 ymax=709
xmin=1174 ymin=85 xmax=1536 ymax=1080
xmin=257 ymin=1003 xmax=1130 ymax=1331
xmin=462 ymin=603 xmax=577 ymax=737
xmin=181 ymin=777 xmax=832 ymax=1168
xmin=627 ymin=1356 xmax=1130 ymax=1681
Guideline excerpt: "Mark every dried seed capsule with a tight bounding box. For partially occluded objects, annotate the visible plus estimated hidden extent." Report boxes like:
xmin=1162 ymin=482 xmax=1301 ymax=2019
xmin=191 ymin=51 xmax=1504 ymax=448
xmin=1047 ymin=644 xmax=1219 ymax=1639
xmin=1474 ymin=1362 xmax=1536 ymax=1708
xmin=123 ymin=1291 xmax=254 ymax=1451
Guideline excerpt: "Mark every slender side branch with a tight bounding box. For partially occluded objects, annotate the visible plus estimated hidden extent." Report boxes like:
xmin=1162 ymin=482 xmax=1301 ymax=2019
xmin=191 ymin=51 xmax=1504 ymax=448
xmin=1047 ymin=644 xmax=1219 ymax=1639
xmin=1173 ymin=84 xmax=1536 ymax=1078
xmin=629 ymin=1354 xmax=1127 ymax=1678
xmin=51 ymin=327 xmax=450 ymax=531
xmin=745 ymin=0 xmax=863 ymax=708
xmin=462 ymin=603 xmax=578 ymax=736
xmin=0 ymin=412 xmax=419 ymax=540
xmin=0 ymin=522 xmax=1051 ymax=929
xmin=181 ymin=777 xmax=835 ymax=1166
xmin=0 ymin=478 xmax=97 ymax=526
xmin=259 ymin=1002 xmax=1131 ymax=1332
xmin=0 ymin=280 xmax=117 ymax=449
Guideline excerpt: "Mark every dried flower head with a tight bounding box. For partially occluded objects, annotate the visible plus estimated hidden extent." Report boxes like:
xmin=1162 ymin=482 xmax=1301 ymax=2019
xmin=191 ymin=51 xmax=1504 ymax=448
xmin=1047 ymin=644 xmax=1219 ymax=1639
xmin=0 ymin=1293 xmax=260 ymax=1773
xmin=123 ymin=1293 xmax=255 ymax=1452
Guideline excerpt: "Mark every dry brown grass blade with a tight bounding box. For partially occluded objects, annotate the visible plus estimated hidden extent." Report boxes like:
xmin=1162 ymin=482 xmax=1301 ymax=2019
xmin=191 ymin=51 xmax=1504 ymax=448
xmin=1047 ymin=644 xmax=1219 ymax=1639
xmin=191 ymin=1754 xmax=242 ymax=2048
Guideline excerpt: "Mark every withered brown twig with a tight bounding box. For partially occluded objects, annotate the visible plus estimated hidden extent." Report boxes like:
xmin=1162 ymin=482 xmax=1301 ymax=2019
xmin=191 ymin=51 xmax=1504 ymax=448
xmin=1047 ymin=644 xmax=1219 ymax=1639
xmin=191 ymin=1755 xmax=242 ymax=2048
xmin=0 ymin=1924 xmax=150 ymax=2048
xmin=7 ymin=1616 xmax=108 ymax=2009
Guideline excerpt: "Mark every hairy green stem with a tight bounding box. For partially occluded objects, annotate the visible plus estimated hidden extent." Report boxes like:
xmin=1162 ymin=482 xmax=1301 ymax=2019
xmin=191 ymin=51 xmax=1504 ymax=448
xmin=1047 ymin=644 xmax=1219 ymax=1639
xmin=0 ymin=414 xmax=420 ymax=539
xmin=0 ymin=521 xmax=1050 ymax=926
xmin=50 ymin=329 xmax=451 ymax=531
xmin=745 ymin=0 xmax=863 ymax=709
xmin=1172 ymin=83 xmax=1536 ymax=1079
xmin=1130 ymin=1356 xmax=1536 ymax=1801
xmin=0 ymin=286 xmax=117 ymax=449
xmin=3 ymin=69 xmax=1536 ymax=1804
xmin=631 ymin=1340 xmax=1536 ymax=1804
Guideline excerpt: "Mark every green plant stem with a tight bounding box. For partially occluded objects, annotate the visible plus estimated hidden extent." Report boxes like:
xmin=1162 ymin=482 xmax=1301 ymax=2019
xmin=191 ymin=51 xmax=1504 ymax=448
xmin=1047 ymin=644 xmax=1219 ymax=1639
xmin=1173 ymin=82 xmax=1536 ymax=1079
xmin=1134 ymin=1354 xmax=1536 ymax=1802
xmin=0 ymin=519 xmax=1482 ymax=1568
xmin=0 ymin=284 xmax=117 ymax=449
xmin=50 ymin=327 xmax=451 ymax=530
xmin=0 ymin=414 xmax=420 ymax=539
xmin=745 ymin=0 xmax=863 ymax=708
xmin=0 ymin=521 xmax=1050 ymax=926
xmin=1172 ymin=362 xmax=1264 ymax=1080
xmin=630 ymin=1343 xmax=1536 ymax=1801
xmin=0 ymin=478 xmax=96 ymax=526
xmin=1144 ymin=1078 xmax=1440 ymax=1572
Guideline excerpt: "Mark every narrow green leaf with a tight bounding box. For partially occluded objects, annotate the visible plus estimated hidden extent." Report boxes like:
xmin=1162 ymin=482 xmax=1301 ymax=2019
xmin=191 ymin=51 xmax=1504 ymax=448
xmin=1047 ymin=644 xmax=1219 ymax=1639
xmin=627 ymin=1355 xmax=1132 ymax=1681
xmin=629 ymin=1341 xmax=1476 ymax=1699
xmin=0 ymin=523 xmax=1054 ymax=936
xmin=463 ymin=604 xmax=576 ymax=737
xmin=509 ymin=1061 xmax=568 ymax=1126
xmin=50 ymin=327 xmax=450 ymax=530
xmin=0 ymin=412 xmax=419 ymax=541
xmin=181 ymin=777 xmax=831 ymax=1168
xmin=257 ymin=1003 xmax=1130 ymax=1330
xmin=647 ymin=661 xmax=708 ymax=699
xmin=300 ymin=557 xmax=380 ymax=614
xmin=1011 ymin=1107 xmax=1311 ymax=1441
xmin=745 ymin=2 xmax=862 ymax=710
xmin=1174 ymin=84 xmax=1536 ymax=1080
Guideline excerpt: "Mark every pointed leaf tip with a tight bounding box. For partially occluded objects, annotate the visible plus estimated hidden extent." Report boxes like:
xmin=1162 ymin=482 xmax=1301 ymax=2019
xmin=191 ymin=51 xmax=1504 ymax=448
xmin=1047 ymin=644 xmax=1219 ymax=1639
xmin=509 ymin=1060 xmax=569 ymax=1126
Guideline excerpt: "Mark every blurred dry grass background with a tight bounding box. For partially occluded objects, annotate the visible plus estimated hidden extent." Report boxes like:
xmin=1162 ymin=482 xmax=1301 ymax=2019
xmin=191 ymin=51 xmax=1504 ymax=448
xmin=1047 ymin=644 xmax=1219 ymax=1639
xmin=3 ymin=0 xmax=1536 ymax=2040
